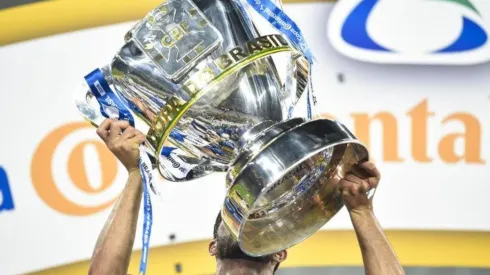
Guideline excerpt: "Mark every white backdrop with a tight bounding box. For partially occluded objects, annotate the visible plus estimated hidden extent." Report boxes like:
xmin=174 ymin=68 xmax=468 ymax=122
xmin=0 ymin=2 xmax=489 ymax=275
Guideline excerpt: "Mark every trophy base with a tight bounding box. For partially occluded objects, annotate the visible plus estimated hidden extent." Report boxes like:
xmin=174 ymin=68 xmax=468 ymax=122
xmin=222 ymin=118 xmax=369 ymax=256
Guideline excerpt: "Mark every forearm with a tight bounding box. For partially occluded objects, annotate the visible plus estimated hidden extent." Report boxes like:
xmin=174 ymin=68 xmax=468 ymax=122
xmin=89 ymin=172 xmax=143 ymax=275
xmin=350 ymin=209 xmax=405 ymax=275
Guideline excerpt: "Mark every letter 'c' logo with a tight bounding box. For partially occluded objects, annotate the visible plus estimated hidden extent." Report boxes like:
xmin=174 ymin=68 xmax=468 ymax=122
xmin=31 ymin=122 xmax=119 ymax=216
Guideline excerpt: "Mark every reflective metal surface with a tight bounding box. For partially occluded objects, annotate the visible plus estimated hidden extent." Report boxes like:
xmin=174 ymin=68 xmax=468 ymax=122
xmin=76 ymin=0 xmax=309 ymax=181
xmin=74 ymin=0 xmax=370 ymax=256
xmin=222 ymin=119 xmax=369 ymax=256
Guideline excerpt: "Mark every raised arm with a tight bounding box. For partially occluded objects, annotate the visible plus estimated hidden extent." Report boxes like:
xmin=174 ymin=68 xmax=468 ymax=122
xmin=89 ymin=119 xmax=146 ymax=275
xmin=340 ymin=162 xmax=405 ymax=275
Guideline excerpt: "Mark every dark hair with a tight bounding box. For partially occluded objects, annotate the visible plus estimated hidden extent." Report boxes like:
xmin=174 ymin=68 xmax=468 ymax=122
xmin=213 ymin=212 xmax=222 ymax=239
xmin=213 ymin=212 xmax=280 ymax=273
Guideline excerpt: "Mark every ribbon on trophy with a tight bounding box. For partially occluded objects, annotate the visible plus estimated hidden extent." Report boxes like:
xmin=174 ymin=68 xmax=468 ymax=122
xmin=243 ymin=0 xmax=316 ymax=119
xmin=84 ymin=68 xmax=154 ymax=275
xmin=138 ymin=149 xmax=154 ymax=275
xmin=84 ymin=69 xmax=135 ymax=126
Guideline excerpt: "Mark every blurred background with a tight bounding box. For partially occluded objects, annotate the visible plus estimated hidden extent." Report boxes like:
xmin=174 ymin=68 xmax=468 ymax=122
xmin=0 ymin=0 xmax=489 ymax=274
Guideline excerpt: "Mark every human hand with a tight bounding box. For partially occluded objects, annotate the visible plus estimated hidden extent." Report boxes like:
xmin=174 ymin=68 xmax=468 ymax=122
xmin=339 ymin=161 xmax=380 ymax=214
xmin=96 ymin=119 xmax=146 ymax=173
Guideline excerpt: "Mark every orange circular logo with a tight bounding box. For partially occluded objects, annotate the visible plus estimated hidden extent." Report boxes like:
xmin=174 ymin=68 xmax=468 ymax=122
xmin=31 ymin=122 xmax=119 ymax=216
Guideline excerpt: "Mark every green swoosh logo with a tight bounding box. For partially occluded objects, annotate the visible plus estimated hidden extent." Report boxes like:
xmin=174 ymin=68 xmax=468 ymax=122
xmin=431 ymin=0 xmax=479 ymax=15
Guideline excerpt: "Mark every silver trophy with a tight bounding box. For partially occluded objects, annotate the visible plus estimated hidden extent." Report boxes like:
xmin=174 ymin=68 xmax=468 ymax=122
xmin=74 ymin=0 xmax=369 ymax=256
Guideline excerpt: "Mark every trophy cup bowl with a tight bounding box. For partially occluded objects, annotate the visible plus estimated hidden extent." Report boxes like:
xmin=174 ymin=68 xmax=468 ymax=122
xmin=74 ymin=0 xmax=369 ymax=256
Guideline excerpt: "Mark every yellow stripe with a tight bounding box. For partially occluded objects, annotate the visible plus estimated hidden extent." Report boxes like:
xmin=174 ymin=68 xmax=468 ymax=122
xmin=27 ymin=230 xmax=490 ymax=275
xmin=153 ymin=45 xmax=295 ymax=170
xmin=0 ymin=0 xmax=336 ymax=46
xmin=0 ymin=0 xmax=163 ymax=46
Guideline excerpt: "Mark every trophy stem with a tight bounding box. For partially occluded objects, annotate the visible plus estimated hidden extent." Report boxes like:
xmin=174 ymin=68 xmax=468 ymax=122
xmin=236 ymin=120 xmax=276 ymax=152
xmin=227 ymin=118 xmax=306 ymax=187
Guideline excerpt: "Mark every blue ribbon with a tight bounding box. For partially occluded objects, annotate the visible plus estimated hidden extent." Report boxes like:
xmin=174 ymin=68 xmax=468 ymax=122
xmin=138 ymin=158 xmax=153 ymax=275
xmin=244 ymin=0 xmax=315 ymax=119
xmin=84 ymin=69 xmax=135 ymax=126
xmin=245 ymin=0 xmax=313 ymax=63
xmin=161 ymin=146 xmax=177 ymax=157
xmin=169 ymin=130 xmax=186 ymax=143
xmin=307 ymin=70 xmax=313 ymax=119
xmin=84 ymin=68 xmax=153 ymax=275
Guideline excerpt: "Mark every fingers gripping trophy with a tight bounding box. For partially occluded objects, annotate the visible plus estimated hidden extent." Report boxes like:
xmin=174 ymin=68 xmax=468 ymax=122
xmin=74 ymin=0 xmax=371 ymax=264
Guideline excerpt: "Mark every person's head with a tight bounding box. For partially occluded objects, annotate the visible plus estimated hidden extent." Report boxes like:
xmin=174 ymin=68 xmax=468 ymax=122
xmin=208 ymin=212 xmax=287 ymax=273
